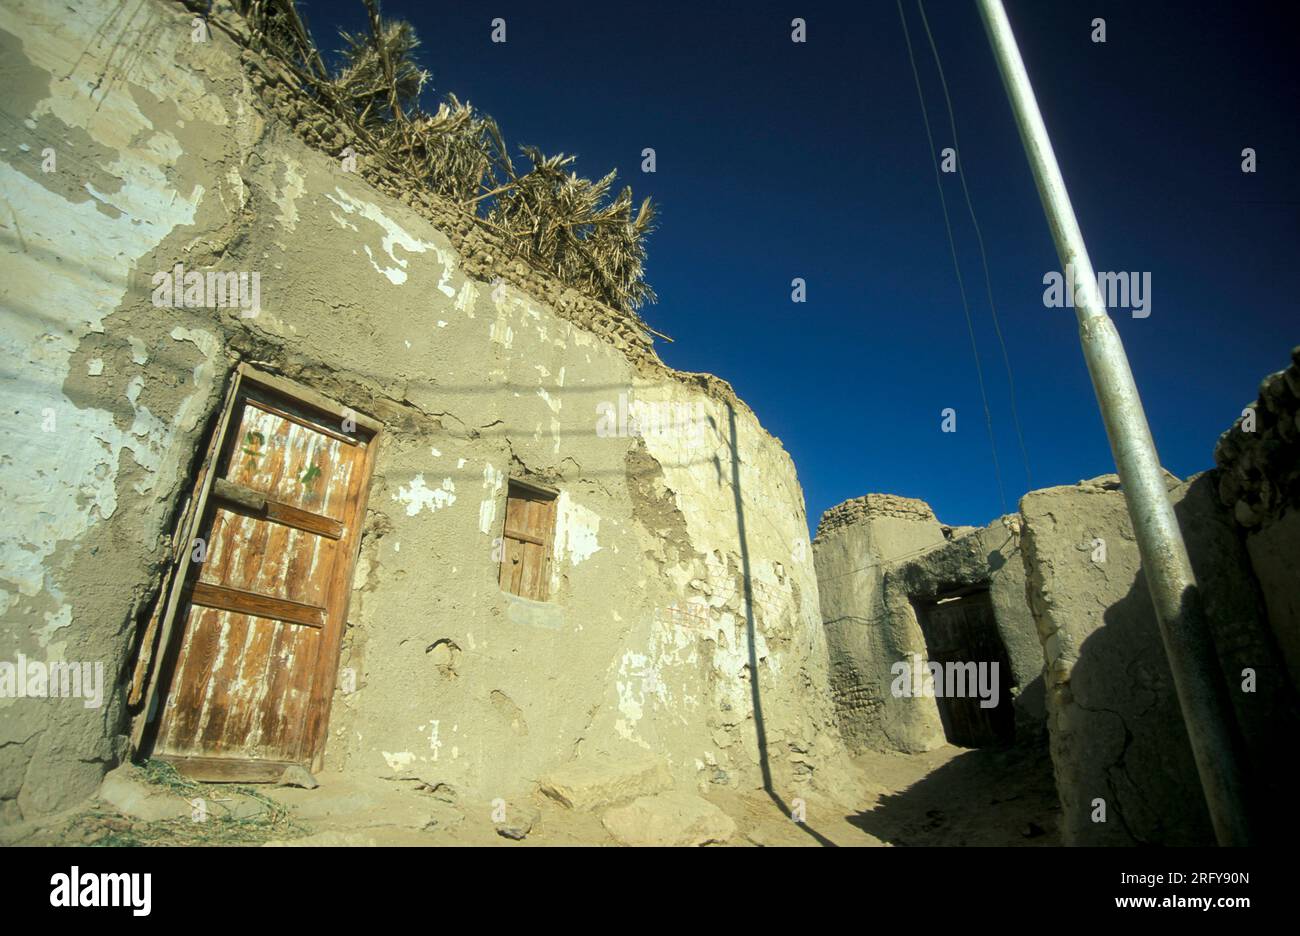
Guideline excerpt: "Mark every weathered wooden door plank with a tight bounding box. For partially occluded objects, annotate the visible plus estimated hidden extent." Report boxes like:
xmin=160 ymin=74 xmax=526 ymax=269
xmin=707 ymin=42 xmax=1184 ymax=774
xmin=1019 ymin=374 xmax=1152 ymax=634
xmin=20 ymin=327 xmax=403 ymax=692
xmin=130 ymin=367 xmax=244 ymax=753
xmin=188 ymin=581 xmax=326 ymax=629
xmin=211 ymin=477 xmax=345 ymax=539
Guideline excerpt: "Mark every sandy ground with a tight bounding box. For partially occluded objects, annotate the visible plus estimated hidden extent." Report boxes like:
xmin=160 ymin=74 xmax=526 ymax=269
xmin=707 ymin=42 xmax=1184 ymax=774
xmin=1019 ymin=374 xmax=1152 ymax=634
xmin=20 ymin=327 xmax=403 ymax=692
xmin=3 ymin=741 xmax=1059 ymax=847
xmin=845 ymin=741 xmax=1060 ymax=846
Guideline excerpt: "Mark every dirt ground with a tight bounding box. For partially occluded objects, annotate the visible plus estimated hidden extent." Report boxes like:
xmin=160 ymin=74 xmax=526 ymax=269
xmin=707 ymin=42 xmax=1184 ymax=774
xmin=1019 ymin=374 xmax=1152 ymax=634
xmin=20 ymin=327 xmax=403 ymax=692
xmin=844 ymin=741 xmax=1060 ymax=846
xmin=2 ymin=741 xmax=1060 ymax=847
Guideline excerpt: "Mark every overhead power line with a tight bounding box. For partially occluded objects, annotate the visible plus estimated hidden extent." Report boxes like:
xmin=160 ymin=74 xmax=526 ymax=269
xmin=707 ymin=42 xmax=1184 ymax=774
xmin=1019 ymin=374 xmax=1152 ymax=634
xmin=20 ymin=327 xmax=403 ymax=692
xmin=916 ymin=0 xmax=1033 ymax=493
xmin=896 ymin=0 xmax=1008 ymax=514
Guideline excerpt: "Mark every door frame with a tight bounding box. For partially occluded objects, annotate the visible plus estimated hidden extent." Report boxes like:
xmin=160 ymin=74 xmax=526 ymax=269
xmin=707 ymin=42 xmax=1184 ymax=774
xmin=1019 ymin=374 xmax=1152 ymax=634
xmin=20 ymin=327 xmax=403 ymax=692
xmin=130 ymin=363 xmax=381 ymax=779
xmin=912 ymin=586 xmax=1016 ymax=747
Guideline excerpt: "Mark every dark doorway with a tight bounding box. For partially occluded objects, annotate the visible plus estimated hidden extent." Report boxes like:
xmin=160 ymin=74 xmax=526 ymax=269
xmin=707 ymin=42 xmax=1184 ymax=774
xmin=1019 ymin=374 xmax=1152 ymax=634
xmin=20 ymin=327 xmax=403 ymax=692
xmin=914 ymin=588 xmax=1016 ymax=747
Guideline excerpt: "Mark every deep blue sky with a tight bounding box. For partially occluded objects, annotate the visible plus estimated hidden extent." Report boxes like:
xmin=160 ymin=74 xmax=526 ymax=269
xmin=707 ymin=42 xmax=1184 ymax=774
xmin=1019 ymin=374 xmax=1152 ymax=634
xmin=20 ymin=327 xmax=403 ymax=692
xmin=303 ymin=0 xmax=1297 ymax=529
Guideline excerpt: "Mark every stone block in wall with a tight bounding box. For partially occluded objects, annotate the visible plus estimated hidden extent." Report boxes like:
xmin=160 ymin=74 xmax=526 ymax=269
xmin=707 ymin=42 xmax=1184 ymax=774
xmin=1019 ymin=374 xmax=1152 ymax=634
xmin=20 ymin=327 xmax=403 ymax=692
xmin=539 ymin=755 xmax=673 ymax=811
xmin=600 ymin=790 xmax=736 ymax=846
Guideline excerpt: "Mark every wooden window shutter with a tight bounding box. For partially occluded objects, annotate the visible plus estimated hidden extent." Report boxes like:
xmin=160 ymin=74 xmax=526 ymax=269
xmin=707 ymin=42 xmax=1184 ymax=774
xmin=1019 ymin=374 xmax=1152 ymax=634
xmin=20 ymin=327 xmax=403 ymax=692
xmin=498 ymin=481 xmax=558 ymax=601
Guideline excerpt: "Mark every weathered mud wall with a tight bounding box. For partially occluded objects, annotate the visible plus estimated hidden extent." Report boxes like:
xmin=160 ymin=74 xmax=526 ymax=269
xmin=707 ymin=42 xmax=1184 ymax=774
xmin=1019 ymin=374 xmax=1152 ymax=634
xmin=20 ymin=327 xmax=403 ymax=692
xmin=0 ymin=0 xmax=240 ymax=821
xmin=0 ymin=0 xmax=846 ymax=823
xmin=1020 ymin=472 xmax=1295 ymax=845
xmin=1214 ymin=347 xmax=1300 ymax=693
xmin=812 ymin=495 xmax=948 ymax=752
xmin=814 ymin=495 xmax=1043 ymax=754
xmin=884 ymin=516 xmax=1044 ymax=741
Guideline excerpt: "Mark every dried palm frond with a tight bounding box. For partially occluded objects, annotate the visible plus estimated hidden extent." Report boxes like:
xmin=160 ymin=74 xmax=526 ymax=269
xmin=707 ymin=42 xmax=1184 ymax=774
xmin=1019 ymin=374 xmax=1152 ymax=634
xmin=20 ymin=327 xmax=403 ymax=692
xmin=235 ymin=0 xmax=328 ymax=79
xmin=485 ymin=147 xmax=658 ymax=310
xmin=398 ymin=96 xmax=513 ymax=204
xmin=332 ymin=9 xmax=428 ymax=128
xmin=228 ymin=0 xmax=658 ymax=315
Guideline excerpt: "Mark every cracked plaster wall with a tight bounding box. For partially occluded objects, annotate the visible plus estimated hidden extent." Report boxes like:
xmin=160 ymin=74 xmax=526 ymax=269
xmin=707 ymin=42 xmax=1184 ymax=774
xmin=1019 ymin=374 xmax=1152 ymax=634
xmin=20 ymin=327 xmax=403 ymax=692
xmin=1020 ymin=473 xmax=1294 ymax=845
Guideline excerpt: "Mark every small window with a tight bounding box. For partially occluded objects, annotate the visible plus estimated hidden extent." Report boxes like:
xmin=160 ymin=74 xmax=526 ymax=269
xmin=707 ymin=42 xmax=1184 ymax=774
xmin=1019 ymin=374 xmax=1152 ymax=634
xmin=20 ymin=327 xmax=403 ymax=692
xmin=498 ymin=480 xmax=558 ymax=601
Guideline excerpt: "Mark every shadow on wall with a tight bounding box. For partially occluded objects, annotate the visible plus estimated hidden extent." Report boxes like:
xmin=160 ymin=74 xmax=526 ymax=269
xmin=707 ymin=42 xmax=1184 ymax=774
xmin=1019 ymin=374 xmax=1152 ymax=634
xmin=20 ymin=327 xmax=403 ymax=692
xmin=1070 ymin=568 xmax=1289 ymax=846
xmin=1063 ymin=577 xmax=1216 ymax=845
xmin=1048 ymin=472 xmax=1299 ymax=846
xmin=726 ymin=402 xmax=837 ymax=848
xmin=1014 ymin=673 xmax=1045 ymax=744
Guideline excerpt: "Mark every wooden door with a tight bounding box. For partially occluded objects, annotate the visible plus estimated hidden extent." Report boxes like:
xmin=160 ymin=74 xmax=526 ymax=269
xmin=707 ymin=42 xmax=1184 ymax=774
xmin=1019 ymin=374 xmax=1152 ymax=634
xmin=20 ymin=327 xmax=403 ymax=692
xmin=917 ymin=590 xmax=1015 ymax=748
xmin=141 ymin=367 xmax=379 ymax=781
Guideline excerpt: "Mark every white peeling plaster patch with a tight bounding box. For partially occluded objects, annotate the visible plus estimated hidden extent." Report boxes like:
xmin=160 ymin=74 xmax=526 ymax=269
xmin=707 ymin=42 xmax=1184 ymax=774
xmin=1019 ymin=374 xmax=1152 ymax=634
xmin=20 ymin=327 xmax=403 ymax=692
xmin=382 ymin=750 xmax=414 ymax=773
xmin=394 ymin=474 xmax=456 ymax=516
xmin=455 ymin=281 xmax=477 ymax=316
xmin=2 ymin=4 xmax=228 ymax=152
xmin=489 ymin=316 xmax=514 ymax=349
xmin=128 ymin=336 xmax=148 ymax=364
xmin=711 ymin=609 xmax=771 ymax=715
xmin=553 ymin=493 xmax=601 ymax=568
xmin=323 ymin=187 xmax=455 ymax=290
xmin=435 ymin=257 xmax=456 ymax=299
xmin=615 ymin=650 xmax=654 ymax=747
xmin=360 ymin=245 xmax=401 ymax=285
xmin=479 ymin=463 xmax=505 ymax=534
xmin=428 ymin=720 xmax=442 ymax=760
xmin=614 ymin=614 xmax=700 ymax=745
xmin=0 ymin=24 xmax=212 ymax=641
xmin=222 ymin=166 xmax=247 ymax=214
xmin=536 ymin=387 xmax=561 ymax=415
xmin=270 ymin=154 xmax=307 ymax=231
xmin=328 ymin=210 xmax=358 ymax=232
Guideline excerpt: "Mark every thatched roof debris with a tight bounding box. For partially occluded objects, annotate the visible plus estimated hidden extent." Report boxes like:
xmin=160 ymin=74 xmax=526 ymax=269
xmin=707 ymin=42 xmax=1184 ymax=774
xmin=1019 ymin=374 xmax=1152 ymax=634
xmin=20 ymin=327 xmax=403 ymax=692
xmin=187 ymin=0 xmax=658 ymax=328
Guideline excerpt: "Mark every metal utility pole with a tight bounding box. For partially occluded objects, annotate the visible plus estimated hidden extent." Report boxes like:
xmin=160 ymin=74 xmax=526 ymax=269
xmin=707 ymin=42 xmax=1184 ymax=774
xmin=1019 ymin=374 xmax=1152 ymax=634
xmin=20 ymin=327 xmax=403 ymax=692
xmin=975 ymin=0 xmax=1252 ymax=845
